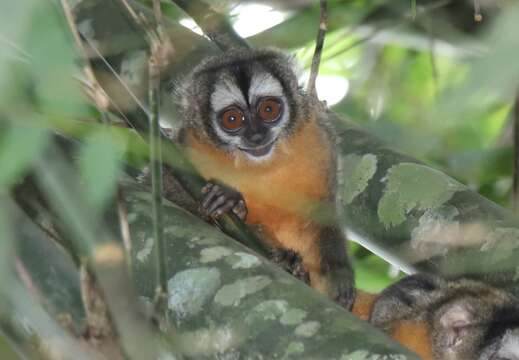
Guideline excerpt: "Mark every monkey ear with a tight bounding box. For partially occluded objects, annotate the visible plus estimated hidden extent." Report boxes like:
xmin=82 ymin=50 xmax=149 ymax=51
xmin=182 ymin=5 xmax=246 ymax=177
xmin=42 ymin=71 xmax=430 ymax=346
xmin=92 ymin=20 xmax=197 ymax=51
xmin=437 ymin=301 xmax=477 ymax=348
xmin=439 ymin=302 xmax=475 ymax=329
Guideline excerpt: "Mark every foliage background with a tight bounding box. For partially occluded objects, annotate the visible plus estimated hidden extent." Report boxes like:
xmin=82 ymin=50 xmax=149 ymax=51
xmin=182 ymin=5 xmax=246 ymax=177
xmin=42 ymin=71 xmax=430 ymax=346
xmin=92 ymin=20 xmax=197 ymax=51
xmin=2 ymin=0 xmax=519 ymax=357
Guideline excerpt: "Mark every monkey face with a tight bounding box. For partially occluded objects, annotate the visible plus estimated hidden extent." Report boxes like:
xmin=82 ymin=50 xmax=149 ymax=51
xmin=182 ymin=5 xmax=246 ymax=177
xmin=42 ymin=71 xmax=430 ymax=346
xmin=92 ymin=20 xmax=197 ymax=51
xmin=216 ymin=95 xmax=287 ymax=158
xmin=432 ymin=297 xmax=519 ymax=360
xmin=210 ymin=74 xmax=291 ymax=161
xmin=179 ymin=49 xmax=306 ymax=162
xmin=207 ymin=65 xmax=292 ymax=162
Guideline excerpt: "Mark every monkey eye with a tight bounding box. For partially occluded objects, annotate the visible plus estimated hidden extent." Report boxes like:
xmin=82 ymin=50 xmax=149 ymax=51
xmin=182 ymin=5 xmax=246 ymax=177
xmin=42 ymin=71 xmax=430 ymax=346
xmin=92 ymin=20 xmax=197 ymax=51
xmin=257 ymin=97 xmax=282 ymax=123
xmin=220 ymin=107 xmax=245 ymax=132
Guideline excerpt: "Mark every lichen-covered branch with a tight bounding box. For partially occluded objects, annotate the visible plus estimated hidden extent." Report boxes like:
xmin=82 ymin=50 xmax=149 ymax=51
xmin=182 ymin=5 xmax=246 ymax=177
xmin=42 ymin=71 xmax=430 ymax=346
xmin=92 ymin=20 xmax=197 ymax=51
xmin=123 ymin=181 xmax=418 ymax=359
xmin=333 ymin=114 xmax=519 ymax=295
xmin=9 ymin=173 xmax=418 ymax=359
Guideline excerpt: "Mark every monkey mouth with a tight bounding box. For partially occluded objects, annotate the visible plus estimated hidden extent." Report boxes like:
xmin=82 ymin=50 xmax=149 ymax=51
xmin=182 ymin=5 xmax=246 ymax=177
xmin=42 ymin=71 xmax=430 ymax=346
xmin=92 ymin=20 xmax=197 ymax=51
xmin=239 ymin=142 xmax=275 ymax=157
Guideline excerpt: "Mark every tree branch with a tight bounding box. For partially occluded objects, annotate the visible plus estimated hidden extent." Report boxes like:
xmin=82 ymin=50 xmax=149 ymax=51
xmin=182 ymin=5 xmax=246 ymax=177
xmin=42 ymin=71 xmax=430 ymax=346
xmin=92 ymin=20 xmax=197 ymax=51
xmin=513 ymin=91 xmax=519 ymax=210
xmin=169 ymin=0 xmax=249 ymax=51
xmin=307 ymin=0 xmax=327 ymax=99
xmin=147 ymin=0 xmax=168 ymax=314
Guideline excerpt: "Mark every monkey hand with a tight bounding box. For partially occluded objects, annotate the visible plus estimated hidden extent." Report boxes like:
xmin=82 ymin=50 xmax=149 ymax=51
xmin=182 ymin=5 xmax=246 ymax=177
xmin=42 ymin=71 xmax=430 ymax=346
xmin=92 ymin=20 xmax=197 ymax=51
xmin=200 ymin=180 xmax=248 ymax=221
xmin=271 ymin=248 xmax=310 ymax=283
xmin=369 ymin=273 xmax=444 ymax=331
xmin=326 ymin=266 xmax=356 ymax=310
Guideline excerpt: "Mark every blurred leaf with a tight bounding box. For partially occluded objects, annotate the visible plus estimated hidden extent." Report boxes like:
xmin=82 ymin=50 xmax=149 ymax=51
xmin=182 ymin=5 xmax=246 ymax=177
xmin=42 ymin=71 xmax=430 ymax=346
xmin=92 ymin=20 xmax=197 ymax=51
xmin=0 ymin=0 xmax=88 ymax=117
xmin=0 ymin=123 xmax=49 ymax=189
xmin=25 ymin=1 xmax=88 ymax=117
xmin=356 ymin=253 xmax=402 ymax=293
xmin=435 ymin=5 xmax=519 ymax=120
xmin=0 ymin=336 xmax=18 ymax=360
xmin=0 ymin=201 xmax=20 ymax=360
xmin=79 ymin=130 xmax=125 ymax=213
xmin=0 ymin=200 xmax=12 ymax=294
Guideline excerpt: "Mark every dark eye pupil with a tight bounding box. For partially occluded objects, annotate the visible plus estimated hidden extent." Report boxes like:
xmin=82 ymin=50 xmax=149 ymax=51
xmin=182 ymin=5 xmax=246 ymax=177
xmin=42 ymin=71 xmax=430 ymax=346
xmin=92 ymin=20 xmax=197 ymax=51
xmin=265 ymin=106 xmax=272 ymax=112
xmin=229 ymin=115 xmax=236 ymax=122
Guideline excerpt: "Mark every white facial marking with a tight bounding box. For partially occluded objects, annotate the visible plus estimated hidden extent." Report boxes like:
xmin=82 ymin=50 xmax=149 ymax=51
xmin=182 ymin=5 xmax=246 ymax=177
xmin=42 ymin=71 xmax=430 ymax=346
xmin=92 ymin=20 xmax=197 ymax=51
xmin=209 ymin=71 xmax=291 ymax=163
xmin=497 ymin=330 xmax=519 ymax=359
xmin=210 ymin=77 xmax=247 ymax=149
xmin=210 ymin=77 xmax=246 ymax=113
xmin=242 ymin=143 xmax=277 ymax=163
xmin=211 ymin=116 xmax=242 ymax=148
xmin=248 ymin=72 xmax=283 ymax=104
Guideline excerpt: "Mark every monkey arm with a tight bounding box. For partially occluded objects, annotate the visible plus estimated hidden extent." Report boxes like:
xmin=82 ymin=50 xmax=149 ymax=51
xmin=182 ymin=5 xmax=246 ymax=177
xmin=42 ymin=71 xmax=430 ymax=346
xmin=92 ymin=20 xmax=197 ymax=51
xmin=314 ymin=226 xmax=356 ymax=309
xmin=353 ymin=288 xmax=434 ymax=360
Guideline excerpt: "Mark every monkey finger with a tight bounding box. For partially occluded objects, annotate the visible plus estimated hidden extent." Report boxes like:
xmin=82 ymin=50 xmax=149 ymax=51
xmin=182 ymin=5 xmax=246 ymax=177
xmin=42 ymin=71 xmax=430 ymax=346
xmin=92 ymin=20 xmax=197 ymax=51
xmin=201 ymin=182 xmax=214 ymax=194
xmin=206 ymin=194 xmax=228 ymax=216
xmin=292 ymin=261 xmax=310 ymax=284
xmin=232 ymin=199 xmax=247 ymax=220
xmin=214 ymin=199 xmax=237 ymax=218
xmin=201 ymin=184 xmax=223 ymax=209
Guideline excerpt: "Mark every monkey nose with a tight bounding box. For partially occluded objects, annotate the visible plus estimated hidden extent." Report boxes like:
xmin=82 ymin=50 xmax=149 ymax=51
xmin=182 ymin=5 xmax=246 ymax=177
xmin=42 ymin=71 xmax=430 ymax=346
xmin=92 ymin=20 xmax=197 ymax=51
xmin=249 ymin=133 xmax=265 ymax=145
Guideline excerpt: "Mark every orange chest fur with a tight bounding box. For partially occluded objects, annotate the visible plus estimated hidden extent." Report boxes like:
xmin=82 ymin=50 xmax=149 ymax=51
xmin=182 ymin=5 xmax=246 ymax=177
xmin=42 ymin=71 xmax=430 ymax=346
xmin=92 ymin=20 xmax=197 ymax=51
xmin=183 ymin=120 xmax=333 ymax=246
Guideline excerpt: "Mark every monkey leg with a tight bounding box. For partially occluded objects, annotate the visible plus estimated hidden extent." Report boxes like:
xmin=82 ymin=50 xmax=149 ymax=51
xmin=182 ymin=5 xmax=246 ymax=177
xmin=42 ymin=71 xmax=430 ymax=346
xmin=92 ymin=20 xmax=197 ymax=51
xmin=296 ymin=226 xmax=356 ymax=310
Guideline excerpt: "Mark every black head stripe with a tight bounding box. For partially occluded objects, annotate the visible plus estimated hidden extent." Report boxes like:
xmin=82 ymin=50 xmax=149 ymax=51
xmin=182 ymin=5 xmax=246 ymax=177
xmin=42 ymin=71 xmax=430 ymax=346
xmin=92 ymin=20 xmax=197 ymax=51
xmin=185 ymin=49 xmax=302 ymax=148
xmin=483 ymin=305 xmax=519 ymax=345
xmin=233 ymin=64 xmax=251 ymax=106
xmin=196 ymin=58 xmax=254 ymax=107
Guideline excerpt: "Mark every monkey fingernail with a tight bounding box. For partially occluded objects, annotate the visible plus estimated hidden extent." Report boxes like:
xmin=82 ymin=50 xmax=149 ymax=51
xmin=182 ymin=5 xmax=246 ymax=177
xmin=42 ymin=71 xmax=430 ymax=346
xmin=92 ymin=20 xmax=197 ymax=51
xmin=201 ymin=182 xmax=215 ymax=193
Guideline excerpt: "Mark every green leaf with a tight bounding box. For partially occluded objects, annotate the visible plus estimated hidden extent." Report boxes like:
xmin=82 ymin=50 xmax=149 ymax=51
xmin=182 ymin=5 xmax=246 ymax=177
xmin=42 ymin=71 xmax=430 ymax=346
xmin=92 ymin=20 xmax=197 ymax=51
xmin=0 ymin=123 xmax=49 ymax=190
xmin=78 ymin=130 xmax=125 ymax=213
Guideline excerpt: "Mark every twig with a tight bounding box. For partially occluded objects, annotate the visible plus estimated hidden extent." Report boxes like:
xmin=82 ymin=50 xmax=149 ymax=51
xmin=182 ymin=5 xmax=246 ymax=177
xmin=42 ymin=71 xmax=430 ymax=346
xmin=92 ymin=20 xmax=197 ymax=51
xmin=474 ymin=0 xmax=483 ymax=22
xmin=411 ymin=0 xmax=417 ymax=20
xmin=147 ymin=13 xmax=168 ymax=319
xmin=118 ymin=0 xmax=171 ymax=323
xmin=79 ymin=264 xmax=115 ymax=340
xmin=307 ymin=0 xmax=328 ymax=99
xmin=425 ymin=18 xmax=439 ymax=99
xmin=322 ymin=28 xmax=380 ymax=63
xmin=81 ymin=35 xmax=148 ymax=116
xmin=60 ymin=0 xmax=111 ymax=117
xmin=152 ymin=0 xmax=164 ymax=33
xmin=513 ymin=92 xmax=519 ymax=210
xmin=62 ymin=0 xmax=145 ymax=132
xmin=117 ymin=187 xmax=133 ymax=274
xmin=321 ymin=0 xmax=452 ymax=63
xmin=15 ymin=258 xmax=41 ymax=299
xmin=119 ymin=0 xmax=160 ymax=43
xmin=74 ymin=74 xmax=134 ymax=129
xmin=115 ymin=0 xmax=174 ymax=114
xmin=169 ymin=0 xmax=249 ymax=51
